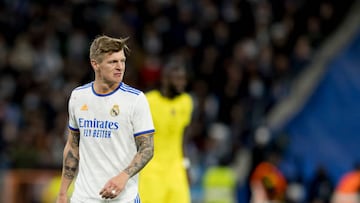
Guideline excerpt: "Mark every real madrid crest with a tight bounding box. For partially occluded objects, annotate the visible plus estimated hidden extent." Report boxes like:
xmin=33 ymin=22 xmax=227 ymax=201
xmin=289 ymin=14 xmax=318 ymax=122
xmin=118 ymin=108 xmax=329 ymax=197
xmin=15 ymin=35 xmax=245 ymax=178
xmin=110 ymin=104 xmax=120 ymax=117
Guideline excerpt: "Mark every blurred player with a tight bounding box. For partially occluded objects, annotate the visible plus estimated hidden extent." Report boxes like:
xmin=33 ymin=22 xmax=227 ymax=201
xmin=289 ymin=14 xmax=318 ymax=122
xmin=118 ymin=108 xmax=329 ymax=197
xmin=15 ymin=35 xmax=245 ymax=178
xmin=139 ymin=63 xmax=193 ymax=203
xmin=56 ymin=35 xmax=155 ymax=203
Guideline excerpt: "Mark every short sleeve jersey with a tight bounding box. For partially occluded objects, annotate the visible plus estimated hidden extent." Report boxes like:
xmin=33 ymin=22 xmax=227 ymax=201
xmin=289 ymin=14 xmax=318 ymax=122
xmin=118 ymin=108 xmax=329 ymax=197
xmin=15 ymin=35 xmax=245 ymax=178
xmin=144 ymin=90 xmax=192 ymax=164
xmin=68 ymin=82 xmax=154 ymax=202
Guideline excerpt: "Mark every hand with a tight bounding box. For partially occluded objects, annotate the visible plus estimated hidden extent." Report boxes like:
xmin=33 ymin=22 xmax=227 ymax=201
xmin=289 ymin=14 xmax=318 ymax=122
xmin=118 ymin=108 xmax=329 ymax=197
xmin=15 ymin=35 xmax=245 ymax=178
xmin=99 ymin=172 xmax=130 ymax=199
xmin=56 ymin=193 xmax=68 ymax=203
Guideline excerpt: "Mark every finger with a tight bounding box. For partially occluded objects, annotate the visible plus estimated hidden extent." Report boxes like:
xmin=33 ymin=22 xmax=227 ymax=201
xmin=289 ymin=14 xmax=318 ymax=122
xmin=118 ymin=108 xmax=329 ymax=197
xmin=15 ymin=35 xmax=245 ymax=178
xmin=99 ymin=188 xmax=105 ymax=195
xmin=99 ymin=185 xmax=111 ymax=195
xmin=101 ymin=192 xmax=110 ymax=199
xmin=100 ymin=188 xmax=115 ymax=199
xmin=100 ymin=188 xmax=110 ymax=198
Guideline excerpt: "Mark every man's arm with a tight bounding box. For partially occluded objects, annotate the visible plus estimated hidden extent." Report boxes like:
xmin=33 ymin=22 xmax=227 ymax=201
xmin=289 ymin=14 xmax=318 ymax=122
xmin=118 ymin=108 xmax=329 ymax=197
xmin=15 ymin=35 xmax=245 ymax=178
xmin=124 ymin=133 xmax=154 ymax=176
xmin=57 ymin=129 xmax=80 ymax=203
xmin=99 ymin=133 xmax=154 ymax=199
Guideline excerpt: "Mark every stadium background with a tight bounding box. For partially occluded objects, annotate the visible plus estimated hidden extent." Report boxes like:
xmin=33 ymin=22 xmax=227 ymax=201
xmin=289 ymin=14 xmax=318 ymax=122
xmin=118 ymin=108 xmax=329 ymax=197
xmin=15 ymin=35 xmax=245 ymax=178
xmin=0 ymin=0 xmax=359 ymax=202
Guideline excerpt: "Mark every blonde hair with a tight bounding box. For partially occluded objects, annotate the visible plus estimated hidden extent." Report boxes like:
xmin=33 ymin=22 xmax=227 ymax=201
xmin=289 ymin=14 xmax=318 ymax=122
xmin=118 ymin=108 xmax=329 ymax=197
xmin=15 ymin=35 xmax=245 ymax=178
xmin=89 ymin=35 xmax=130 ymax=62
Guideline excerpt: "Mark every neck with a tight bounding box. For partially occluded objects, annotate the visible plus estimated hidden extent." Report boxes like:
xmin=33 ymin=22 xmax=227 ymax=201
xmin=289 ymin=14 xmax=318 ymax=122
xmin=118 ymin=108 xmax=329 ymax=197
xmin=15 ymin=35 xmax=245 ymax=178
xmin=93 ymin=81 xmax=120 ymax=94
xmin=160 ymin=87 xmax=178 ymax=99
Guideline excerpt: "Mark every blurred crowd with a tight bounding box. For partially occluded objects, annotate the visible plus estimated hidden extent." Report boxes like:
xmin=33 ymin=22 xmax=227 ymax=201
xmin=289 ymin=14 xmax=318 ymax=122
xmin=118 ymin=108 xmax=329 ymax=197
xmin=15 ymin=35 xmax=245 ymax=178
xmin=0 ymin=0 xmax=356 ymax=202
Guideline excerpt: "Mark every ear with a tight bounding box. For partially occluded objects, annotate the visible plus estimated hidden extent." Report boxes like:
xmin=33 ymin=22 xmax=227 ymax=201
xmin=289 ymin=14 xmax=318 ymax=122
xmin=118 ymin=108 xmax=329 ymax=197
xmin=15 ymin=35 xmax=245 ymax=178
xmin=90 ymin=59 xmax=99 ymax=71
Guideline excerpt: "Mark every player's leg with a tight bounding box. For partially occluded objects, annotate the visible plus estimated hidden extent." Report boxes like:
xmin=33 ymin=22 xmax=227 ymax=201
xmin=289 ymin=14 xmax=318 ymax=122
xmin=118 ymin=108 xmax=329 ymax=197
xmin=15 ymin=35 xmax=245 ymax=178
xmin=139 ymin=173 xmax=167 ymax=203
xmin=168 ymin=168 xmax=191 ymax=203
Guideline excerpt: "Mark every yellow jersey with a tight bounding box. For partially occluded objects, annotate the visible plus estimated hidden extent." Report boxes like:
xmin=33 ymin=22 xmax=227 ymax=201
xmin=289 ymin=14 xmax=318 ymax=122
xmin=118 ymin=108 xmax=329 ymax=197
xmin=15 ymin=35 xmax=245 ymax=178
xmin=145 ymin=89 xmax=193 ymax=164
xmin=139 ymin=89 xmax=193 ymax=203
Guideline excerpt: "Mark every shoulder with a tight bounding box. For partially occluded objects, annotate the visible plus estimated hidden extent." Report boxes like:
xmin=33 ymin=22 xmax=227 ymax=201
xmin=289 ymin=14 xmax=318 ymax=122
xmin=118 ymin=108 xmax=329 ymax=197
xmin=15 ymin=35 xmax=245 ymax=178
xmin=179 ymin=92 xmax=192 ymax=100
xmin=70 ymin=82 xmax=92 ymax=98
xmin=68 ymin=83 xmax=92 ymax=106
xmin=178 ymin=92 xmax=193 ymax=104
xmin=72 ymin=82 xmax=92 ymax=93
xmin=144 ymin=89 xmax=160 ymax=98
xmin=118 ymin=83 xmax=143 ymax=96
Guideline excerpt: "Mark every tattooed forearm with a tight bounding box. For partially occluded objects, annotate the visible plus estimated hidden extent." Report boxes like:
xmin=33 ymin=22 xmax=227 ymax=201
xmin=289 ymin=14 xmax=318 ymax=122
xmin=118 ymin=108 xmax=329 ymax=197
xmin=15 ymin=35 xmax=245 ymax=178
xmin=62 ymin=130 xmax=80 ymax=180
xmin=64 ymin=150 xmax=79 ymax=179
xmin=124 ymin=134 xmax=154 ymax=177
xmin=71 ymin=132 xmax=80 ymax=148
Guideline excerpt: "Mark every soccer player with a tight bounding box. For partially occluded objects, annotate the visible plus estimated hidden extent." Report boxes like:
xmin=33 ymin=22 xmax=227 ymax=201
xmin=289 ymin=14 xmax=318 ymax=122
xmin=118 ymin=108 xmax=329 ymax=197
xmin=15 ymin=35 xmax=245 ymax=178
xmin=56 ymin=35 xmax=155 ymax=203
xmin=139 ymin=63 xmax=193 ymax=203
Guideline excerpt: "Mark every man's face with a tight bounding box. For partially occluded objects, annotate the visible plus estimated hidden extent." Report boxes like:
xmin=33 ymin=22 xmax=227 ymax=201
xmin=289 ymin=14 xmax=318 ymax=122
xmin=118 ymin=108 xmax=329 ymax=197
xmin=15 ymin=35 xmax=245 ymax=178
xmin=168 ymin=69 xmax=187 ymax=96
xmin=93 ymin=50 xmax=126 ymax=84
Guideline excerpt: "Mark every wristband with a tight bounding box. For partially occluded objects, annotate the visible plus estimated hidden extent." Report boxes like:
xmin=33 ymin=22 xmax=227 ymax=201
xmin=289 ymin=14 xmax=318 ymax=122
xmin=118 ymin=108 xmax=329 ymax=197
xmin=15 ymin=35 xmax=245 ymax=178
xmin=183 ymin=157 xmax=191 ymax=169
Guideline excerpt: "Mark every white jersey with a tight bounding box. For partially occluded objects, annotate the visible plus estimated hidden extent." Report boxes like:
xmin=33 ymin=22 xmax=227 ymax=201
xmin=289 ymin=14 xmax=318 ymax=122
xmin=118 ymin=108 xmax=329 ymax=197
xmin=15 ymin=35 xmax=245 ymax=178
xmin=68 ymin=82 xmax=154 ymax=203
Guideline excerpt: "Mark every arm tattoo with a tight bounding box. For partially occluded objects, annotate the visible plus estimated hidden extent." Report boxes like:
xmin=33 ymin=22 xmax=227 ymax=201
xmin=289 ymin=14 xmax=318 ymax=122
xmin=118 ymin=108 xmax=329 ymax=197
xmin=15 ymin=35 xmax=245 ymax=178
xmin=64 ymin=150 xmax=79 ymax=179
xmin=124 ymin=134 xmax=154 ymax=177
xmin=71 ymin=132 xmax=80 ymax=148
xmin=63 ymin=131 xmax=80 ymax=180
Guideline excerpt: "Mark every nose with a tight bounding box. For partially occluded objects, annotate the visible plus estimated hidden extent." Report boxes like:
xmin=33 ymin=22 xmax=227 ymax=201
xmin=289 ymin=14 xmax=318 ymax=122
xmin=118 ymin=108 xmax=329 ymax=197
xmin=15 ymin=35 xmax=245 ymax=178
xmin=115 ymin=61 xmax=125 ymax=69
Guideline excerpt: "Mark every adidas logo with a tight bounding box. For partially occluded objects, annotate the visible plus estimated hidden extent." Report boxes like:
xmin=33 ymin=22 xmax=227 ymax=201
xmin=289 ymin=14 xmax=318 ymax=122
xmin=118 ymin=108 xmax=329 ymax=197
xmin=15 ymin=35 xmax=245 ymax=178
xmin=81 ymin=104 xmax=88 ymax=111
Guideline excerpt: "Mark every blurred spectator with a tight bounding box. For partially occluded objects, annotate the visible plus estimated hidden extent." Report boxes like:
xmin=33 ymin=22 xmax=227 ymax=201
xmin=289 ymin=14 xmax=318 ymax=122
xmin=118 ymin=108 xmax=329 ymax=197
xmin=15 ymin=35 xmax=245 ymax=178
xmin=307 ymin=165 xmax=334 ymax=203
xmin=331 ymin=163 xmax=360 ymax=203
xmin=202 ymin=156 xmax=237 ymax=203
xmin=286 ymin=180 xmax=306 ymax=203
xmin=249 ymin=151 xmax=287 ymax=203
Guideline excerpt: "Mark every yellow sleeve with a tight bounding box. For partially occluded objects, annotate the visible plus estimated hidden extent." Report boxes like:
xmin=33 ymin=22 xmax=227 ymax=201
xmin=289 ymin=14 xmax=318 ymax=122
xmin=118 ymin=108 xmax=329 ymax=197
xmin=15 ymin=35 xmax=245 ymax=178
xmin=182 ymin=93 xmax=194 ymax=127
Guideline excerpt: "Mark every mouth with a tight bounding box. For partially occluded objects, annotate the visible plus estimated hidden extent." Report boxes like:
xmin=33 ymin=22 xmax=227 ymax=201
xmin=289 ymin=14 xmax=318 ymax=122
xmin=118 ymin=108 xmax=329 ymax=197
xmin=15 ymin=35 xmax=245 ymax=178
xmin=114 ymin=73 xmax=123 ymax=77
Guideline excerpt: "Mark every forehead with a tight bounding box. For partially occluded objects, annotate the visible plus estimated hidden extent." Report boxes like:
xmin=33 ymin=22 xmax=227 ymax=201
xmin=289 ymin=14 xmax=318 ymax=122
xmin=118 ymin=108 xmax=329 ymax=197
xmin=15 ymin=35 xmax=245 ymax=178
xmin=102 ymin=50 xmax=126 ymax=60
xmin=169 ymin=68 xmax=186 ymax=77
